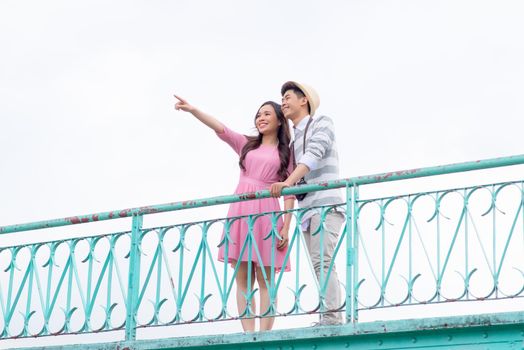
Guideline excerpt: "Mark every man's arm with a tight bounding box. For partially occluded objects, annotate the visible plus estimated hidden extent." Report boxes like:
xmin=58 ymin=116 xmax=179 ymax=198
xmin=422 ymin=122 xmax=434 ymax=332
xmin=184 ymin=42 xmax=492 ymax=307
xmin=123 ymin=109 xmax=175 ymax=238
xmin=270 ymin=163 xmax=310 ymax=197
xmin=299 ymin=116 xmax=335 ymax=171
xmin=270 ymin=116 xmax=336 ymax=197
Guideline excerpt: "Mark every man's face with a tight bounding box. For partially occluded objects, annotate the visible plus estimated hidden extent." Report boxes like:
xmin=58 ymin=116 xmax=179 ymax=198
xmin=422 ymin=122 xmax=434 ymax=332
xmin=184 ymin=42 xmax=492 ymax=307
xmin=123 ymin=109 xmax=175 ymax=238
xmin=281 ymin=89 xmax=307 ymax=119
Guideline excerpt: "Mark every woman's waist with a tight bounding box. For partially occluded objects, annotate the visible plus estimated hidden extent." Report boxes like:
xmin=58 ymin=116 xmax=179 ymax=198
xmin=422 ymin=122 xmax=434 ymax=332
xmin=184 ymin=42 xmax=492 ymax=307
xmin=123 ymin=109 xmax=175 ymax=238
xmin=238 ymin=176 xmax=273 ymax=187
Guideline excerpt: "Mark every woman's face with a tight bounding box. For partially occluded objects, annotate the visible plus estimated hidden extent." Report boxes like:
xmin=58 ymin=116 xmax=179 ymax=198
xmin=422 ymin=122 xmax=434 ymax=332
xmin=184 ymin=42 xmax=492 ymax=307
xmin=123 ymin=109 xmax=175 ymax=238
xmin=255 ymin=104 xmax=281 ymax=135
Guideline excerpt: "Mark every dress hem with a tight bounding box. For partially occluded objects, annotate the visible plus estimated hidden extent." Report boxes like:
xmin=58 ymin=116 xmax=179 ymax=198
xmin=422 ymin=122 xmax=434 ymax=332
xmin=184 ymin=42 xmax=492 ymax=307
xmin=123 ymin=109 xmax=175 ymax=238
xmin=218 ymin=257 xmax=291 ymax=273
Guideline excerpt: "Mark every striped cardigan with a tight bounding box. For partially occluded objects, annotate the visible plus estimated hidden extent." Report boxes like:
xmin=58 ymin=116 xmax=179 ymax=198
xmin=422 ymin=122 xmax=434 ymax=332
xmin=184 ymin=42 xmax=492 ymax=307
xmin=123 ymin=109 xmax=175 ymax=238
xmin=293 ymin=115 xmax=344 ymax=225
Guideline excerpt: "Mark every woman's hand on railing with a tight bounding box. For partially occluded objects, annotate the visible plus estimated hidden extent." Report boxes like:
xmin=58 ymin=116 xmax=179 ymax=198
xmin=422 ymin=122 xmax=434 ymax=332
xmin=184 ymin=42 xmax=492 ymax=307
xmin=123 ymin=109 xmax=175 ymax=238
xmin=277 ymin=226 xmax=289 ymax=251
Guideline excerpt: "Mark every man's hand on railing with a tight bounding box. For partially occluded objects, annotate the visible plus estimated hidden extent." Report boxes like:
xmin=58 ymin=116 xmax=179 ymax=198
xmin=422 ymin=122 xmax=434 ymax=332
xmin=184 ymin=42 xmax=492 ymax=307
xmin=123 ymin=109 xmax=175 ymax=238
xmin=270 ymin=181 xmax=290 ymax=197
xmin=271 ymin=164 xmax=310 ymax=197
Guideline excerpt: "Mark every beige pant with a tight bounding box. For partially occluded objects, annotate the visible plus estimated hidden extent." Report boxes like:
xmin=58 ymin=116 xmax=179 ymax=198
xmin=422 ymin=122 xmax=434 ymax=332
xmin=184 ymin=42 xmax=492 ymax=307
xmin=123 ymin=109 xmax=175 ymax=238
xmin=303 ymin=211 xmax=345 ymax=323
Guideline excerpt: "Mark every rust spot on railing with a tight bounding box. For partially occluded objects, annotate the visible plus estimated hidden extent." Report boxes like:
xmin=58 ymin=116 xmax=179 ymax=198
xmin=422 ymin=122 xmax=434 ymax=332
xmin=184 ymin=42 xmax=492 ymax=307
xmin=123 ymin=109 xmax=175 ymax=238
xmin=239 ymin=193 xmax=257 ymax=200
xmin=395 ymin=168 xmax=420 ymax=176
xmin=374 ymin=173 xmax=393 ymax=181
xmin=373 ymin=168 xmax=421 ymax=181
xmin=67 ymin=216 xmax=89 ymax=224
xmin=119 ymin=209 xmax=131 ymax=218
xmin=139 ymin=206 xmax=160 ymax=215
xmin=67 ymin=217 xmax=81 ymax=224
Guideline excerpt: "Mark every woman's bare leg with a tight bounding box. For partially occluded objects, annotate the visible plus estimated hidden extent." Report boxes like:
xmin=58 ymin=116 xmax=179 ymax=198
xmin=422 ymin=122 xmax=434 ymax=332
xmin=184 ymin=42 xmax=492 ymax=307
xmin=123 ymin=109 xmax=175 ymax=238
xmin=236 ymin=262 xmax=256 ymax=331
xmin=256 ymin=266 xmax=277 ymax=331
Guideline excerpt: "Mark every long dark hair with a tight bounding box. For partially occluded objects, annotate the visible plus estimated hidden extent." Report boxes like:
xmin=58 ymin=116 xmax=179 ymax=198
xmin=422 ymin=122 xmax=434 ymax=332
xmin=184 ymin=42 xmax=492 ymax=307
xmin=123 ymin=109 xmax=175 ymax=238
xmin=239 ymin=101 xmax=291 ymax=181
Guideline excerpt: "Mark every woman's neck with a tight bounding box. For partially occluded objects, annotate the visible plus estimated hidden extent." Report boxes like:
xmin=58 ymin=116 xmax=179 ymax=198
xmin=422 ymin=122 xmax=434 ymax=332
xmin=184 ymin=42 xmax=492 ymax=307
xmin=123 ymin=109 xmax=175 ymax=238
xmin=261 ymin=133 xmax=279 ymax=146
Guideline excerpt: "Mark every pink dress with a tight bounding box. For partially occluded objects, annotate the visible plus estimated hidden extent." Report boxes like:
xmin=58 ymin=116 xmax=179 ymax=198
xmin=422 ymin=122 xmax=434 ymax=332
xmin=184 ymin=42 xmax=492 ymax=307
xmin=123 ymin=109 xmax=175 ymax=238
xmin=217 ymin=126 xmax=293 ymax=272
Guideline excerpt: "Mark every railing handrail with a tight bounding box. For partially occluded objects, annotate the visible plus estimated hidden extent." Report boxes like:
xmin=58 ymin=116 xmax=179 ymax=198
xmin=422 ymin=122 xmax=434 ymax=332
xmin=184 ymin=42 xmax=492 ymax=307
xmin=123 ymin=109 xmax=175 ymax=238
xmin=1 ymin=154 xmax=523 ymax=235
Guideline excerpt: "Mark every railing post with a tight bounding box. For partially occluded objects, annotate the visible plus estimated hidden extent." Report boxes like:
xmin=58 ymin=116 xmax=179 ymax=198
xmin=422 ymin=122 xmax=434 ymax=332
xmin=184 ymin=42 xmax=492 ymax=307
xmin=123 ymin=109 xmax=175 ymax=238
xmin=345 ymin=183 xmax=359 ymax=323
xmin=125 ymin=213 xmax=143 ymax=341
xmin=351 ymin=185 xmax=359 ymax=322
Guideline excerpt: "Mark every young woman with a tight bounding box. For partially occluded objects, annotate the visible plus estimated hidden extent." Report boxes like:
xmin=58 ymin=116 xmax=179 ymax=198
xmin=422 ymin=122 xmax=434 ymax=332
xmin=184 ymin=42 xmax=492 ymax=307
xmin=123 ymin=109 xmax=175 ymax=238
xmin=174 ymin=95 xmax=295 ymax=332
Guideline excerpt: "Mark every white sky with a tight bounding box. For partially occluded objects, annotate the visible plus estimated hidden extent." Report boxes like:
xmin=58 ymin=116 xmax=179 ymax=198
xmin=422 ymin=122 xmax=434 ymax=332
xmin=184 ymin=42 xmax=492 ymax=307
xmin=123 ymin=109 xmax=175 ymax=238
xmin=1 ymin=0 xmax=523 ymax=227
xmin=1 ymin=1 xmax=524 ymax=347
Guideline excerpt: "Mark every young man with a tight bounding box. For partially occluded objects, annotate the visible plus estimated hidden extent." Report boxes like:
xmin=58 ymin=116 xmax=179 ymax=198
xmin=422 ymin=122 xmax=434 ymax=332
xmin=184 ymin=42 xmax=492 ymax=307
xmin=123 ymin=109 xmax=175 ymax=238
xmin=270 ymin=81 xmax=344 ymax=325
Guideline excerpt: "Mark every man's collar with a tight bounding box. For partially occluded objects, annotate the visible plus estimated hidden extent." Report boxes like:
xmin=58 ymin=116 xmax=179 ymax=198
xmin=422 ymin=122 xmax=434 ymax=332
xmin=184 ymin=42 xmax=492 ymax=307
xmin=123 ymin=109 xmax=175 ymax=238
xmin=293 ymin=115 xmax=311 ymax=132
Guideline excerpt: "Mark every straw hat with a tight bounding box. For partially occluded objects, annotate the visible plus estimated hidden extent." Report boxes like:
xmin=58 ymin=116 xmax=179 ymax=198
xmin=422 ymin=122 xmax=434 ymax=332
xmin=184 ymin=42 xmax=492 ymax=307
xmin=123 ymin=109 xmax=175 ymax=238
xmin=281 ymin=81 xmax=320 ymax=116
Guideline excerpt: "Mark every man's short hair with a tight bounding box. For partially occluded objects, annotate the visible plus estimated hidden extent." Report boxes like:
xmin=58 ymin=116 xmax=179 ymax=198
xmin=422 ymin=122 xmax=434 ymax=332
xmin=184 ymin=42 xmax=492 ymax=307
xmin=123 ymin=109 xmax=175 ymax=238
xmin=281 ymin=81 xmax=305 ymax=98
xmin=281 ymin=81 xmax=310 ymax=113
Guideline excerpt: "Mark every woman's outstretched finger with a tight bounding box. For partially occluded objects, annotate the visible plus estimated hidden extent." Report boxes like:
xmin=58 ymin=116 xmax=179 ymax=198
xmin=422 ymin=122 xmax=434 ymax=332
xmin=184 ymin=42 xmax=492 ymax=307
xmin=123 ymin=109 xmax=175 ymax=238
xmin=173 ymin=94 xmax=187 ymax=104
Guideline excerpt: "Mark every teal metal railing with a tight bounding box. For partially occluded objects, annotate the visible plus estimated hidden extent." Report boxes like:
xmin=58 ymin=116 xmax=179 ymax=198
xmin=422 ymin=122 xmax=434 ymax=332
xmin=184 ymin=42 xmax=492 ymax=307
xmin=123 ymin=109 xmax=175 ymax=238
xmin=0 ymin=154 xmax=523 ymax=342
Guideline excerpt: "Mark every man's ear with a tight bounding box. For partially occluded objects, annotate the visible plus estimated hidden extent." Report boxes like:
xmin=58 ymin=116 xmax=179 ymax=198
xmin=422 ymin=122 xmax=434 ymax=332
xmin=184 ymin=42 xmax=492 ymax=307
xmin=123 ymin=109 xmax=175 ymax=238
xmin=300 ymin=96 xmax=308 ymax=108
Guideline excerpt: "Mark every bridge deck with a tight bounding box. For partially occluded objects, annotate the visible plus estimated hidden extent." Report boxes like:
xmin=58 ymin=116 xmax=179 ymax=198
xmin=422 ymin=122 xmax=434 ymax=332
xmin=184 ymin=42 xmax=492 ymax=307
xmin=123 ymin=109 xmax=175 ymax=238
xmin=16 ymin=311 xmax=524 ymax=350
